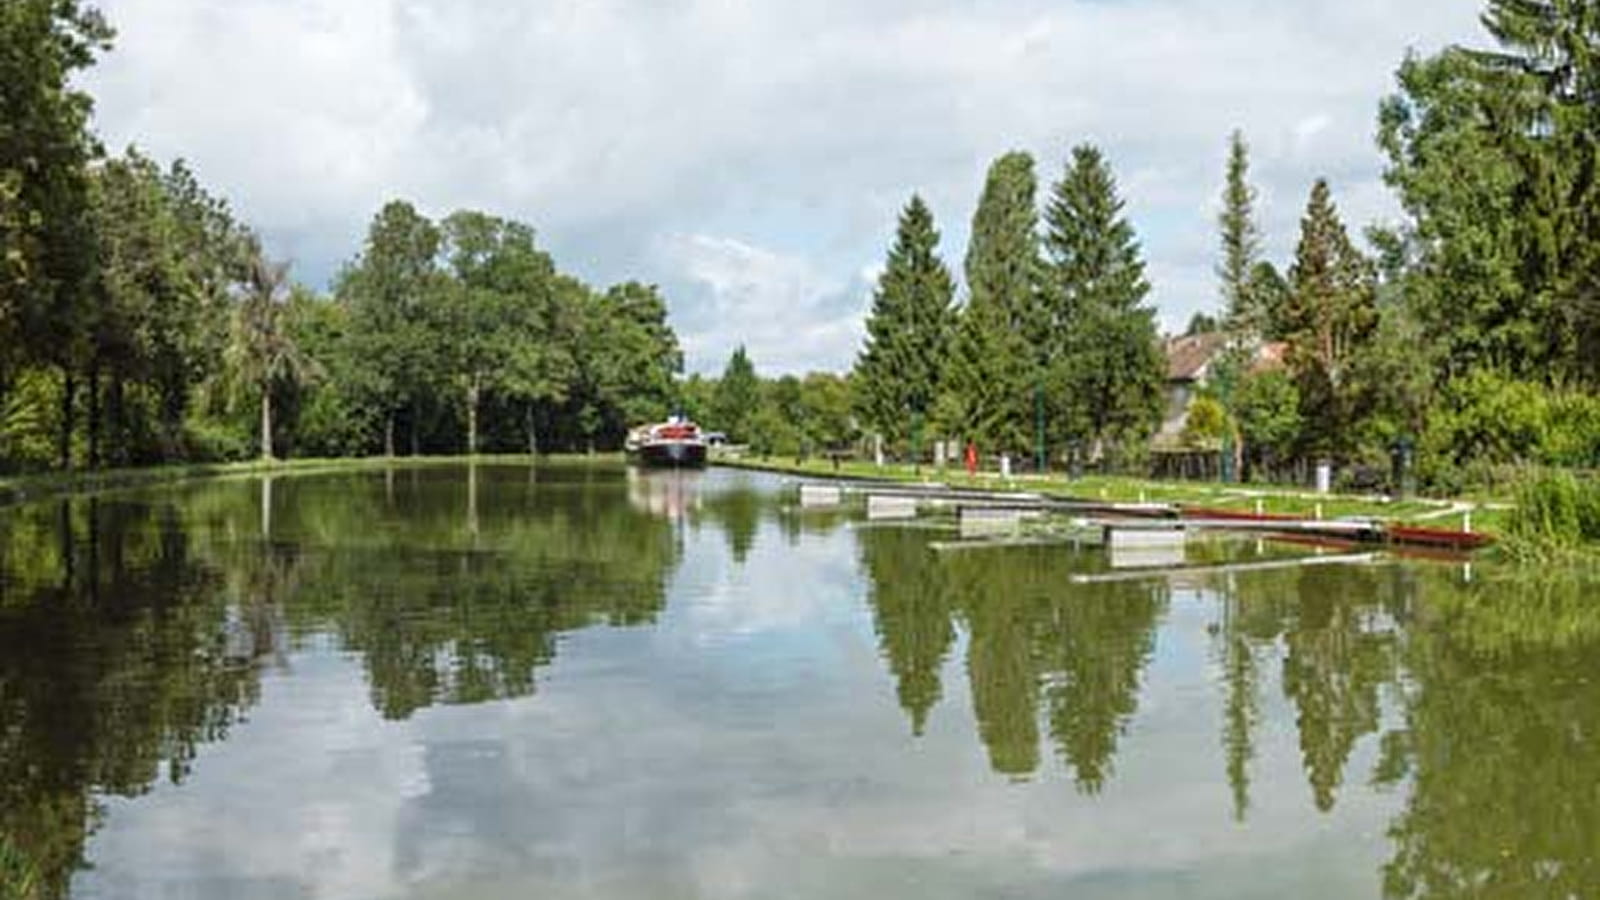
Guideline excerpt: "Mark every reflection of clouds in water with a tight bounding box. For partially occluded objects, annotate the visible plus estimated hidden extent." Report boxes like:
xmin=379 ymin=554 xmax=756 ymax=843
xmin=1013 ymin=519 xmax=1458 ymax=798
xmin=71 ymin=476 xmax=1401 ymax=900
xmin=74 ymin=654 xmax=425 ymax=899
xmin=76 ymin=584 xmax=1397 ymax=899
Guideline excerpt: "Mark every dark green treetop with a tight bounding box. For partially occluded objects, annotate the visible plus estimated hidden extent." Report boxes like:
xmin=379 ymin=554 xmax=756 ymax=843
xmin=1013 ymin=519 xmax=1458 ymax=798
xmin=853 ymin=194 xmax=955 ymax=448
xmin=1042 ymin=144 xmax=1164 ymax=460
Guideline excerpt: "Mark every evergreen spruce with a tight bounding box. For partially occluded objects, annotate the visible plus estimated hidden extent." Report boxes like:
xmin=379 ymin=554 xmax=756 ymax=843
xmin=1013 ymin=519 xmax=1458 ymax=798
xmin=1042 ymin=145 xmax=1164 ymax=463
xmin=940 ymin=152 xmax=1039 ymax=456
xmin=1218 ymin=129 xmax=1263 ymax=334
xmin=853 ymin=195 xmax=955 ymax=451
xmin=1283 ymin=179 xmax=1377 ymax=457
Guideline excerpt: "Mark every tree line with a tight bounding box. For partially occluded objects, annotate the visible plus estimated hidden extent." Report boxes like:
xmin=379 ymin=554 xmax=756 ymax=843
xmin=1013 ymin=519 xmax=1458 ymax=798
xmin=698 ymin=0 xmax=1600 ymax=489
xmin=1 ymin=1 xmax=681 ymax=474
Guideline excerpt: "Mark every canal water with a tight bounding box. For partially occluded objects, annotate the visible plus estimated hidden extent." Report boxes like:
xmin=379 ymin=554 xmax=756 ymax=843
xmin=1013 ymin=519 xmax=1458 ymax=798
xmin=0 ymin=463 xmax=1593 ymax=898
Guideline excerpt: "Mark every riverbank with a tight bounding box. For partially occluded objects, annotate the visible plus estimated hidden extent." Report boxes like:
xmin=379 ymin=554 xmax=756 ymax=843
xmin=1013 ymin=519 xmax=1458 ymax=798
xmin=714 ymin=454 xmax=1510 ymax=536
xmin=0 ymin=454 xmax=620 ymax=509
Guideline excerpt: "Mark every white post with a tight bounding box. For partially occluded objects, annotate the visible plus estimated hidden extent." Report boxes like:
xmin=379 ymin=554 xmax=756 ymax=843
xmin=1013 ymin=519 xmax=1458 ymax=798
xmin=1000 ymin=454 xmax=1012 ymax=479
xmin=874 ymin=433 xmax=885 ymax=468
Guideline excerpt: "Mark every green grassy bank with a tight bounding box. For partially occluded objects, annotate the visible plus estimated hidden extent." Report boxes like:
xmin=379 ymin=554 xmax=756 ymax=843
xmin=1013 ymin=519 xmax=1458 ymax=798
xmin=713 ymin=454 xmax=1508 ymax=536
xmin=0 ymin=454 xmax=621 ymax=509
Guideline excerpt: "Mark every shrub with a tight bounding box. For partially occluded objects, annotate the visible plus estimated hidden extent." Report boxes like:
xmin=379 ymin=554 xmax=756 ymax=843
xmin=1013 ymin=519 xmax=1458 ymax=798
xmin=1504 ymin=468 xmax=1600 ymax=559
xmin=1418 ymin=370 xmax=1600 ymax=492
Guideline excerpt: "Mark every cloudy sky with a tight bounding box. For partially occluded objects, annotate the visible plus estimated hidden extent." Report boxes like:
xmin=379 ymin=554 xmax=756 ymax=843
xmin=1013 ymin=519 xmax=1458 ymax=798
xmin=83 ymin=0 xmax=1487 ymax=374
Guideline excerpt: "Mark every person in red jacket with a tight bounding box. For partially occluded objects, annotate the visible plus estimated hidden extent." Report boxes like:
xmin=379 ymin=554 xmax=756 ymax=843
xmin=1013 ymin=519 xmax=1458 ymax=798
xmin=964 ymin=441 xmax=978 ymax=477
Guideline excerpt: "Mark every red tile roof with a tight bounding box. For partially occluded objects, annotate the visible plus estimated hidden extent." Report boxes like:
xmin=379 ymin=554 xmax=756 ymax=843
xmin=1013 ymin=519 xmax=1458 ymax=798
xmin=1164 ymin=332 xmax=1229 ymax=381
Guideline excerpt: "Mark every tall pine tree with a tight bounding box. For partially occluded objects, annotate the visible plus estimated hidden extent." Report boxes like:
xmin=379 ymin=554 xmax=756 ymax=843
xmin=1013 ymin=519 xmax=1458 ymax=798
xmin=854 ymin=195 xmax=955 ymax=452
xmin=940 ymin=152 xmax=1039 ymax=456
xmin=1218 ymin=129 xmax=1264 ymax=335
xmin=1283 ymin=179 xmax=1377 ymax=458
xmin=1042 ymin=145 xmax=1164 ymax=463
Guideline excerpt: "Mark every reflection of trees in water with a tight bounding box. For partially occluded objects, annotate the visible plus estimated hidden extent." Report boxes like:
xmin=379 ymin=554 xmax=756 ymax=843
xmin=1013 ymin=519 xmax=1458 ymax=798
xmin=1036 ymin=579 xmax=1166 ymax=793
xmin=858 ymin=530 xmax=1168 ymax=787
xmin=0 ymin=498 xmax=266 ymax=899
xmin=1377 ymin=571 xmax=1600 ymax=900
xmin=697 ymin=485 xmax=763 ymax=564
xmin=266 ymin=464 xmax=681 ymax=720
xmin=0 ymin=463 xmax=683 ymax=897
xmin=858 ymin=528 xmax=956 ymax=737
xmin=1279 ymin=566 xmax=1399 ymax=813
xmin=863 ymin=520 xmax=1600 ymax=900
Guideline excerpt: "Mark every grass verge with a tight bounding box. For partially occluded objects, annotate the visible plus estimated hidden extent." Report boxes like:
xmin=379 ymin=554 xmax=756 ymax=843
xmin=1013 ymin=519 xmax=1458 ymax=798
xmin=713 ymin=455 xmax=1508 ymax=536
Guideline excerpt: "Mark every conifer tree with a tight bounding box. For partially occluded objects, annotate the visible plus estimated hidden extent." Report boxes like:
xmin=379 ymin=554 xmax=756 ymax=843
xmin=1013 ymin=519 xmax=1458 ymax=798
xmin=1283 ymin=179 xmax=1377 ymax=457
xmin=940 ymin=152 xmax=1039 ymax=455
xmin=854 ymin=195 xmax=955 ymax=451
xmin=712 ymin=345 xmax=759 ymax=444
xmin=1218 ymin=130 xmax=1263 ymax=334
xmin=1042 ymin=145 xmax=1164 ymax=463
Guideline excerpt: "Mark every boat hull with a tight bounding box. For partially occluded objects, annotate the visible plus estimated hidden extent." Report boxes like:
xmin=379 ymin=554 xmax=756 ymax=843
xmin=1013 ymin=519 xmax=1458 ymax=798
xmin=631 ymin=440 xmax=708 ymax=468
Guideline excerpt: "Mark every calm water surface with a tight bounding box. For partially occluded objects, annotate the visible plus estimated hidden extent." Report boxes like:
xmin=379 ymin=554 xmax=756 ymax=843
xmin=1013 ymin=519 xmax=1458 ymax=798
xmin=0 ymin=463 xmax=1594 ymax=899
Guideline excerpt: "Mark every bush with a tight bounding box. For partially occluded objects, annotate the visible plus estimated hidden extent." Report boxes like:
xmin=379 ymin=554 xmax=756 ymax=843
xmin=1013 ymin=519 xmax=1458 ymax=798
xmin=1504 ymin=468 xmax=1600 ymax=559
xmin=1418 ymin=370 xmax=1600 ymax=492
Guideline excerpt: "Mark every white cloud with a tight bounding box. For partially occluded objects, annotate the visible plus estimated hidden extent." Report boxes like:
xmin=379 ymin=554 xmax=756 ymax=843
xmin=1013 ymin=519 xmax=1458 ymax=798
xmin=657 ymin=232 xmax=868 ymax=373
xmin=83 ymin=0 xmax=1486 ymax=371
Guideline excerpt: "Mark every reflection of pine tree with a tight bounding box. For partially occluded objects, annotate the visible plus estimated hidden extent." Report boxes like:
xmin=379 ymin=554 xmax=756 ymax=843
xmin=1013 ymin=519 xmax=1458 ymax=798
xmin=858 ymin=528 xmax=955 ymax=736
xmin=1280 ymin=568 xmax=1392 ymax=812
xmin=1219 ymin=605 xmax=1259 ymax=822
xmin=701 ymin=485 xmax=763 ymax=564
xmin=1208 ymin=570 xmax=1295 ymax=824
xmin=1039 ymin=581 xmax=1166 ymax=793
xmin=965 ymin=584 xmax=1041 ymax=777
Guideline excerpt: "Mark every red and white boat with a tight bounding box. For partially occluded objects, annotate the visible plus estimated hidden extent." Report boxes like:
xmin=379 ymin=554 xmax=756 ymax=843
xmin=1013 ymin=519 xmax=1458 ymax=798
xmin=625 ymin=417 xmax=709 ymax=468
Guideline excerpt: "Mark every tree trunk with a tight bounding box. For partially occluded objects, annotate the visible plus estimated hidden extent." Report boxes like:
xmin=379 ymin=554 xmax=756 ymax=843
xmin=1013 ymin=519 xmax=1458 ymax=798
xmin=87 ymin=355 xmax=101 ymax=470
xmin=260 ymin=381 xmax=274 ymax=461
xmin=385 ymin=415 xmax=396 ymax=458
xmin=466 ymin=378 xmax=480 ymax=456
xmin=525 ymin=404 xmax=538 ymax=457
xmin=107 ymin=375 xmax=125 ymax=468
xmin=410 ymin=402 xmax=420 ymax=457
xmin=59 ymin=365 xmax=76 ymax=471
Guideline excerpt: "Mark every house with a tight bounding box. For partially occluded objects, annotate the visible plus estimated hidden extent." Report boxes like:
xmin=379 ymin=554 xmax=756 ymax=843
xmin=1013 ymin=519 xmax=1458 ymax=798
xmin=1153 ymin=332 xmax=1286 ymax=453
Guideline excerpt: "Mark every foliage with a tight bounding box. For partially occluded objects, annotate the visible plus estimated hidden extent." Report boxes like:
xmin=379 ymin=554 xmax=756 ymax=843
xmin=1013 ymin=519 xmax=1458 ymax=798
xmin=1417 ymin=369 xmax=1600 ymax=491
xmin=1218 ymin=129 xmax=1264 ymax=334
xmin=939 ymin=152 xmax=1038 ymax=455
xmin=853 ymin=195 xmax=954 ymax=450
xmin=1042 ymin=144 xmax=1164 ymax=463
xmin=712 ymin=346 xmax=760 ymax=444
xmin=1378 ymin=0 xmax=1600 ymax=384
xmin=1502 ymin=468 xmax=1600 ymax=559
xmin=1283 ymin=179 xmax=1378 ymax=459
xmin=1184 ymin=311 xmax=1220 ymax=336
xmin=1234 ymin=369 xmax=1303 ymax=474
xmin=1182 ymin=394 xmax=1228 ymax=449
